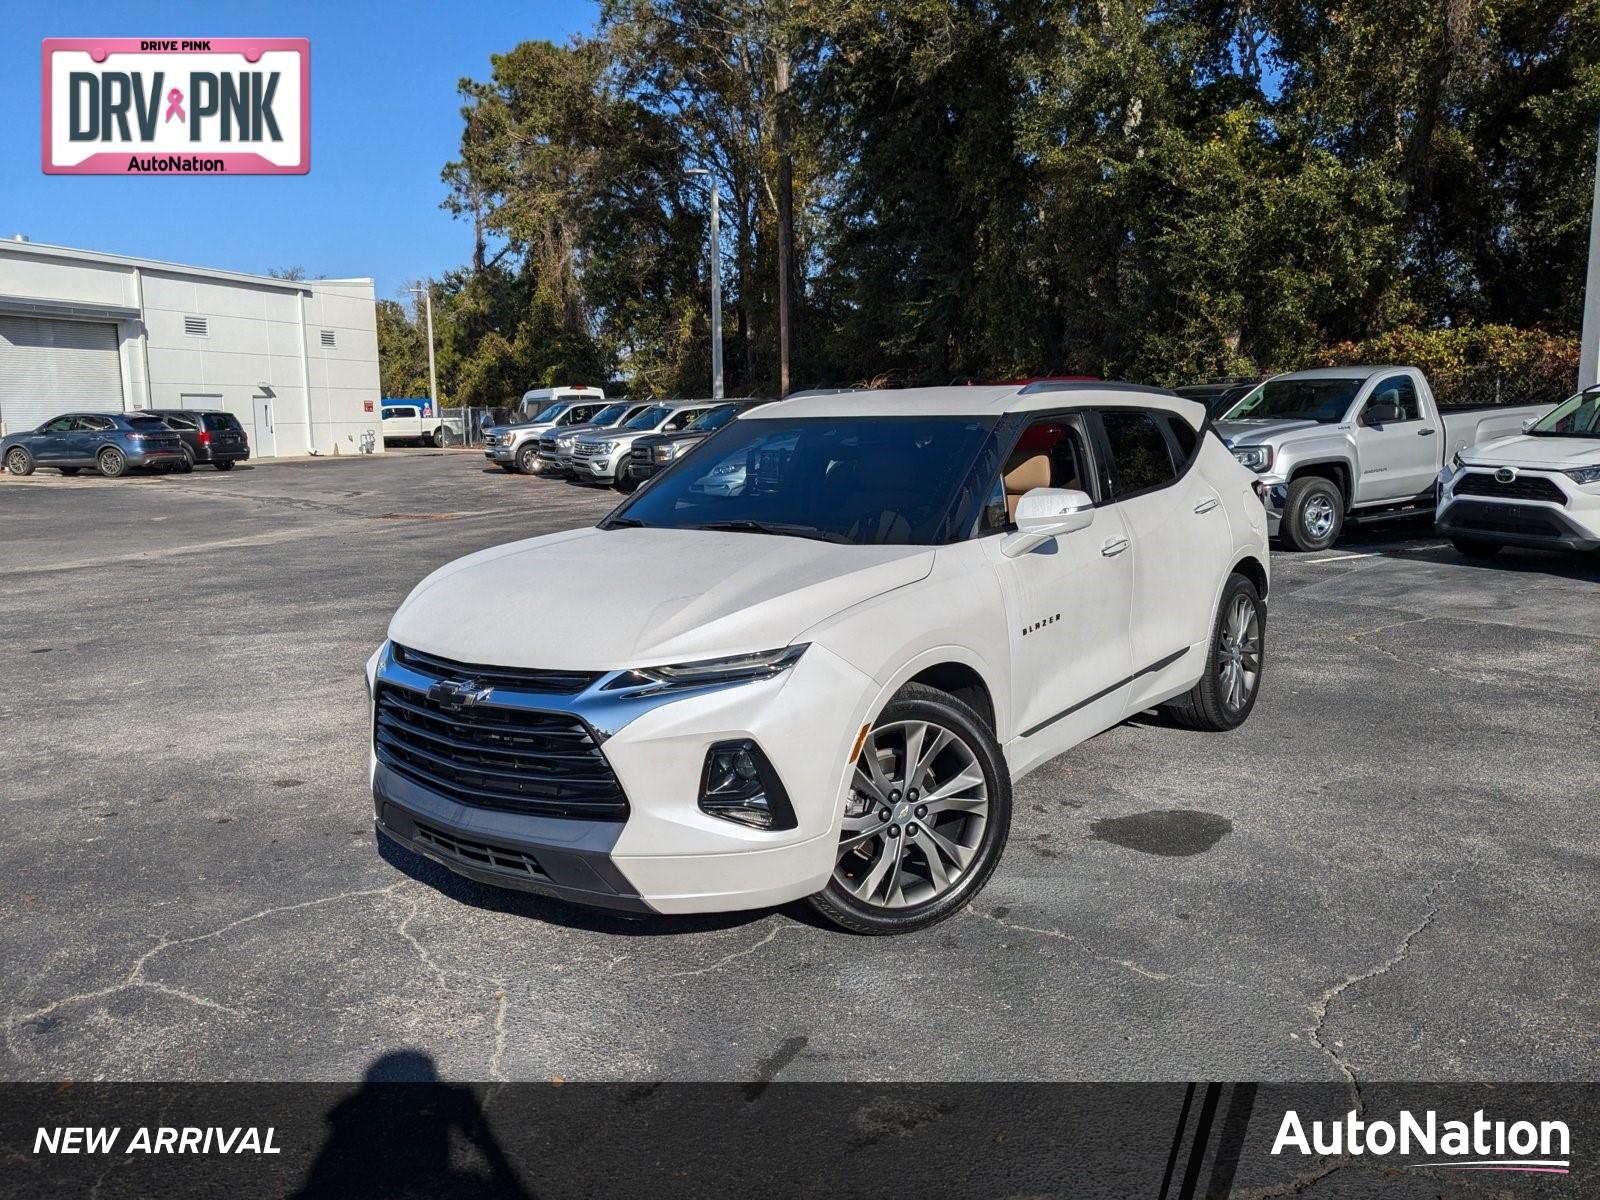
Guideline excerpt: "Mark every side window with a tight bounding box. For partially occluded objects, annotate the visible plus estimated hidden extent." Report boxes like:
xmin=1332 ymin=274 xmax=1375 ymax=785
xmin=1100 ymin=409 xmax=1178 ymax=497
xmin=42 ymin=416 xmax=76 ymax=433
xmin=164 ymin=413 xmax=198 ymax=431
xmin=1164 ymin=414 xmax=1198 ymax=464
xmin=667 ymin=410 xmax=701 ymax=431
xmin=78 ymin=416 xmax=115 ymax=432
xmin=1365 ymin=375 xmax=1420 ymax=423
xmin=1001 ymin=416 xmax=1095 ymax=524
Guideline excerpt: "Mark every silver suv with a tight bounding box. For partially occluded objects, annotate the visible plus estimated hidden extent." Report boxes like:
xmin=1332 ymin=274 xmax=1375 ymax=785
xmin=570 ymin=400 xmax=721 ymax=490
xmin=484 ymin=399 xmax=610 ymax=475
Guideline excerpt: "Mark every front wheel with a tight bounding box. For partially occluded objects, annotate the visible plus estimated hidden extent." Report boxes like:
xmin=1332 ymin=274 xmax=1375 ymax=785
xmin=97 ymin=447 xmax=128 ymax=478
xmin=5 ymin=447 xmax=35 ymax=476
xmin=514 ymin=445 xmax=538 ymax=474
xmin=808 ymin=683 xmax=1011 ymax=935
xmin=1163 ymin=572 xmax=1265 ymax=732
xmin=1451 ymin=537 xmax=1502 ymax=559
xmin=614 ymin=469 xmax=639 ymax=494
xmin=1281 ymin=476 xmax=1343 ymax=551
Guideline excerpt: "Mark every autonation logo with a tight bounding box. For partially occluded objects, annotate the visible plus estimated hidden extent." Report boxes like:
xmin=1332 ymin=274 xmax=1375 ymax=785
xmin=1273 ymin=1108 xmax=1571 ymax=1175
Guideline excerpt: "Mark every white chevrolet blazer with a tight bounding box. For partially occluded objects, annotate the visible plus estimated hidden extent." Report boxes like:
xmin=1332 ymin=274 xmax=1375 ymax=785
xmin=368 ymin=383 xmax=1270 ymax=933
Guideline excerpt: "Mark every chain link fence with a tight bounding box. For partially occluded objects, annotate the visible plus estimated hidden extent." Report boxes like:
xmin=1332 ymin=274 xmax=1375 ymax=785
xmin=1433 ymin=361 xmax=1577 ymax=411
xmin=437 ymin=407 xmax=502 ymax=447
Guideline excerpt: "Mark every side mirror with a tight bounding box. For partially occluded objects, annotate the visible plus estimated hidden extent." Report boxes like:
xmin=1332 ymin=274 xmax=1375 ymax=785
xmin=1362 ymin=402 xmax=1400 ymax=426
xmin=1521 ymin=416 xmax=1538 ymax=433
xmin=1002 ymin=488 xmax=1095 ymax=558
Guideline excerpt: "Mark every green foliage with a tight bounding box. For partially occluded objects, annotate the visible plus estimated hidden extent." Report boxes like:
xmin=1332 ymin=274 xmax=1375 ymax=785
xmin=1311 ymin=324 xmax=1580 ymax=407
xmin=409 ymin=1 xmax=1600 ymax=400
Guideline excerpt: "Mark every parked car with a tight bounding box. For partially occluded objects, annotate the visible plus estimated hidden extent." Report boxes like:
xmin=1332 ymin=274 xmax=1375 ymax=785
xmin=1436 ymin=385 xmax=1600 ymax=557
xmin=381 ymin=400 xmax=446 ymax=447
xmin=484 ymin=398 xmax=613 ymax=474
xmin=569 ymin=399 xmax=722 ymax=490
xmin=367 ymin=382 xmax=1268 ymax=932
xmin=1173 ymin=377 xmax=1263 ymax=418
xmin=1215 ymin=366 xmax=1554 ymax=551
xmin=627 ymin=400 xmax=760 ymax=485
xmin=515 ymin=385 xmax=605 ymax=423
xmin=537 ymin=401 xmax=655 ymax=477
xmin=2 ymin=411 xmax=186 ymax=478
xmin=143 ymin=408 xmax=251 ymax=471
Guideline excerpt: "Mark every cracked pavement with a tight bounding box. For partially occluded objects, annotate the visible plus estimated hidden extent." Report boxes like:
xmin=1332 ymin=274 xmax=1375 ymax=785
xmin=1 ymin=453 xmax=1597 ymax=1082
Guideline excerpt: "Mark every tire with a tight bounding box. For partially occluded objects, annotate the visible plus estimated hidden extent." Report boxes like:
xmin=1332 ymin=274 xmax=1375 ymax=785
xmin=496 ymin=463 xmax=516 ymax=473
xmin=179 ymin=446 xmax=196 ymax=474
xmin=1163 ymin=572 xmax=1266 ymax=732
xmin=59 ymin=466 xmax=81 ymax=476
xmin=97 ymin=447 xmax=128 ymax=478
xmin=808 ymin=683 xmax=1012 ymax=935
xmin=214 ymin=459 xmax=236 ymax=471
xmin=614 ymin=467 xmax=639 ymax=494
xmin=423 ymin=431 xmax=439 ymax=448
xmin=514 ymin=444 xmax=538 ymax=474
xmin=1281 ymin=476 xmax=1344 ymax=552
xmin=5 ymin=447 xmax=36 ymax=476
xmin=1451 ymin=537 xmax=1502 ymax=559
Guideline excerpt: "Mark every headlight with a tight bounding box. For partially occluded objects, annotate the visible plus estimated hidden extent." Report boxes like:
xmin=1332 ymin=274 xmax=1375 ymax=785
xmin=603 ymin=645 xmax=807 ymax=694
xmin=1231 ymin=445 xmax=1273 ymax=473
xmin=1451 ymin=450 xmax=1464 ymax=469
xmin=655 ymin=444 xmax=676 ymax=462
xmin=1564 ymin=464 xmax=1600 ymax=486
xmin=592 ymin=440 xmax=618 ymax=454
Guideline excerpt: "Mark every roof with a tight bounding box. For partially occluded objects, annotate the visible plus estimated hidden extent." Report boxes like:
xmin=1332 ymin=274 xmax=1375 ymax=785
xmin=746 ymin=382 xmax=1206 ymax=423
xmin=0 ymin=238 xmax=372 ymax=292
xmin=1270 ymin=365 xmax=1401 ymax=381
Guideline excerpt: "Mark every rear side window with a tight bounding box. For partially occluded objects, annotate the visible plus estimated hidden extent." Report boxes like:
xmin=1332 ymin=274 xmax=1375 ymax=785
xmin=203 ymin=413 xmax=242 ymax=431
xmin=161 ymin=412 xmax=199 ymax=431
xmin=1163 ymin=413 xmax=1198 ymax=463
xmin=1100 ymin=410 xmax=1177 ymax=496
xmin=127 ymin=417 xmax=169 ymax=431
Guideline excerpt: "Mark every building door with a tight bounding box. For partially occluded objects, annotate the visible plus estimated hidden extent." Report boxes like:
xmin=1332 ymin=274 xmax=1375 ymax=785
xmin=0 ymin=315 xmax=123 ymax=436
xmin=253 ymin=395 xmax=277 ymax=458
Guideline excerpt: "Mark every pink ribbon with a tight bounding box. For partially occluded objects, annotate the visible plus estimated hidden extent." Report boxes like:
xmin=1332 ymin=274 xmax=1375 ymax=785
xmin=164 ymin=88 xmax=185 ymax=123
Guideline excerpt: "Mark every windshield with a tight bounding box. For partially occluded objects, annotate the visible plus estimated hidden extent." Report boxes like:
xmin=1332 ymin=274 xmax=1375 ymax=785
xmin=529 ymin=401 xmax=566 ymax=424
xmin=623 ymin=404 xmax=672 ymax=431
xmin=1224 ymin=378 xmax=1364 ymax=424
xmin=1529 ymin=391 xmax=1600 ymax=438
xmin=590 ymin=403 xmax=629 ymax=425
xmin=688 ymin=405 xmax=740 ymax=433
xmin=606 ymin=416 xmax=1000 ymax=546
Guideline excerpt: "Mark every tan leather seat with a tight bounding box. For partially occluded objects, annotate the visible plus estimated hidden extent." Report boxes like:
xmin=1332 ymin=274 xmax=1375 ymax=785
xmin=1004 ymin=453 xmax=1052 ymax=521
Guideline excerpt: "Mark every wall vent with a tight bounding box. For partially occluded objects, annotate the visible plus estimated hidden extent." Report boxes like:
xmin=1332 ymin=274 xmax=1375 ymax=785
xmin=183 ymin=316 xmax=208 ymax=337
xmin=320 ymin=329 xmax=336 ymax=348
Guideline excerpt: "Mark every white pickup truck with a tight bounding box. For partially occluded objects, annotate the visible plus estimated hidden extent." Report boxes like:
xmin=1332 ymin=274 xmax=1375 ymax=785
xmin=380 ymin=401 xmax=446 ymax=448
xmin=1216 ymin=366 xmax=1554 ymax=550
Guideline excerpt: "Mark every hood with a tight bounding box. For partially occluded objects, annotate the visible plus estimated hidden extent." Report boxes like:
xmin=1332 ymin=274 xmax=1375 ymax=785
xmin=487 ymin=422 xmax=553 ymax=439
xmin=388 ymin=526 xmax=934 ymax=671
xmin=1213 ymin=418 xmax=1325 ymax=446
xmin=634 ymin=430 xmax=706 ymax=449
xmin=1461 ymin=434 xmax=1600 ymax=470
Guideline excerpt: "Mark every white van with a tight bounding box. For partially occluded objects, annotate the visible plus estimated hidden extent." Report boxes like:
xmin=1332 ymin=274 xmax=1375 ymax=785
xmin=517 ymin=385 xmax=605 ymax=422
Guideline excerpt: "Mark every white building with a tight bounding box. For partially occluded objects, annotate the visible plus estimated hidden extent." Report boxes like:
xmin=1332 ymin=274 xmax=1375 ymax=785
xmin=0 ymin=238 xmax=382 ymax=457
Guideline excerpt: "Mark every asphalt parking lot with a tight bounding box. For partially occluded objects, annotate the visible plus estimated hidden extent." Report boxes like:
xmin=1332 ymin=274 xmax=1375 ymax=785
xmin=2 ymin=450 xmax=1596 ymax=1084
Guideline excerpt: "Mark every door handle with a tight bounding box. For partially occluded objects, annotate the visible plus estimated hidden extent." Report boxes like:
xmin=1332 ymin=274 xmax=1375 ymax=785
xmin=1418 ymin=427 xmax=1436 ymax=436
xmin=1101 ymin=537 xmax=1130 ymax=557
xmin=1193 ymin=497 xmax=1219 ymax=514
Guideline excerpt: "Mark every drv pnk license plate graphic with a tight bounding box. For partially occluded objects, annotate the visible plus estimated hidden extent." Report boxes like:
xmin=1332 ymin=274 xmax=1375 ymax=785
xmin=42 ymin=39 xmax=309 ymax=175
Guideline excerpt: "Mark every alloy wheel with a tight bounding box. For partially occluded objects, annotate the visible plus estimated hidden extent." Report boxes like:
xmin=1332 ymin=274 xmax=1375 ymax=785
xmin=1302 ymin=494 xmax=1335 ymax=540
xmin=1216 ymin=593 xmax=1262 ymax=712
xmin=834 ymin=719 xmax=989 ymax=909
xmin=5 ymin=448 xmax=26 ymax=474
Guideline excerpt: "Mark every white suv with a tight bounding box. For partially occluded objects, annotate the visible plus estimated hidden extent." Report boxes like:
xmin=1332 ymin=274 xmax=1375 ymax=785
xmin=1437 ymin=387 xmax=1600 ymax=557
xmin=368 ymin=384 xmax=1270 ymax=933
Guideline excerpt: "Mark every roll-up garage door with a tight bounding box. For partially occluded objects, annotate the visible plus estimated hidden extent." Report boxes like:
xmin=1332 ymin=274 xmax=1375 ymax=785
xmin=0 ymin=316 xmax=124 ymax=435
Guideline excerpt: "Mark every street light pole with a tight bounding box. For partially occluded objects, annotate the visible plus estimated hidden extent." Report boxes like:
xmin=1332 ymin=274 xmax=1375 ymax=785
xmin=688 ymin=167 xmax=724 ymax=400
xmin=1580 ymin=114 xmax=1600 ymax=389
xmin=410 ymin=283 xmax=439 ymax=414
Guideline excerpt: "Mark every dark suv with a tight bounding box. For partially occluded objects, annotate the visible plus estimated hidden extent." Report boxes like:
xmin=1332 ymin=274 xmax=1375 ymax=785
xmin=1 ymin=412 xmax=186 ymax=478
xmin=144 ymin=409 xmax=251 ymax=471
xmin=627 ymin=401 xmax=759 ymax=484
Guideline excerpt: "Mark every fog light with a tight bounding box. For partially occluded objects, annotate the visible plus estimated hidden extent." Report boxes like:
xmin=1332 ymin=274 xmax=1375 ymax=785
xmin=699 ymin=740 xmax=796 ymax=830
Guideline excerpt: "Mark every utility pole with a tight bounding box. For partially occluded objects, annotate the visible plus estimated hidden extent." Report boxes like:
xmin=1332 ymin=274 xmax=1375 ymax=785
xmin=687 ymin=167 xmax=724 ymax=400
xmin=775 ymin=45 xmax=793 ymax=398
xmin=1581 ymin=114 xmax=1600 ymax=389
xmin=410 ymin=283 xmax=439 ymax=414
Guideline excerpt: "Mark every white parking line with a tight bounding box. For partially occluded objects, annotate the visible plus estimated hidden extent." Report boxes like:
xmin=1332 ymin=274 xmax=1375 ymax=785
xmin=1304 ymin=552 xmax=1381 ymax=564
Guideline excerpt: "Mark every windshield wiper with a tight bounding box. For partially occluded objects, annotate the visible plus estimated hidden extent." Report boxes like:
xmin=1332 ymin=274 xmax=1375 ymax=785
xmin=603 ymin=516 xmax=646 ymax=529
xmin=688 ymin=520 xmax=852 ymax=544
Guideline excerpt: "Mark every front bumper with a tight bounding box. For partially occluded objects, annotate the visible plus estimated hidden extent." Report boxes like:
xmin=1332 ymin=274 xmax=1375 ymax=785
xmin=484 ymin=441 xmax=521 ymax=462
xmin=1253 ymin=480 xmax=1287 ymax=536
xmin=367 ymin=640 xmax=872 ymax=914
xmin=573 ymin=449 xmax=626 ymax=481
xmin=1436 ymin=468 xmax=1600 ymax=552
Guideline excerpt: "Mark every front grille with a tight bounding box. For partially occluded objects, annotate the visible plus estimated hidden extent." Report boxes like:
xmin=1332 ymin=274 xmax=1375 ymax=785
xmin=375 ymin=684 xmax=627 ymax=819
xmin=1454 ymin=472 xmax=1567 ymax=505
xmin=391 ymin=643 xmax=601 ymax=694
xmin=631 ymin=446 xmax=652 ymax=463
xmin=539 ymin=437 xmax=559 ymax=453
xmin=573 ymin=443 xmax=601 ymax=458
xmin=413 ymin=821 xmax=547 ymax=879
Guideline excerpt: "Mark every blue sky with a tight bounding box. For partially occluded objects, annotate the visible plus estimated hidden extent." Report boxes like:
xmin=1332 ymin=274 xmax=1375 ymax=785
xmin=2 ymin=0 xmax=599 ymax=302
